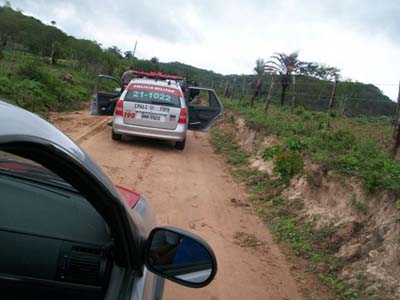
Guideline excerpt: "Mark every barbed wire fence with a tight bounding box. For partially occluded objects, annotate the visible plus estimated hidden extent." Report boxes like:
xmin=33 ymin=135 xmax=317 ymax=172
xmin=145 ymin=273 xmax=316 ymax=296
xmin=208 ymin=75 xmax=400 ymax=156
xmin=208 ymin=76 xmax=399 ymax=117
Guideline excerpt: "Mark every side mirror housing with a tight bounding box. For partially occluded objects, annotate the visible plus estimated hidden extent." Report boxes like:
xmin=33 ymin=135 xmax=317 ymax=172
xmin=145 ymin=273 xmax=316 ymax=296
xmin=144 ymin=226 xmax=217 ymax=288
xmin=114 ymin=87 xmax=122 ymax=94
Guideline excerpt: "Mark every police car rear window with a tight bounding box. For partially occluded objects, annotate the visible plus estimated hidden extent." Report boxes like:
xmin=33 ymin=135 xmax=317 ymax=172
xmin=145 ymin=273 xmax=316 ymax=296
xmin=124 ymin=84 xmax=181 ymax=108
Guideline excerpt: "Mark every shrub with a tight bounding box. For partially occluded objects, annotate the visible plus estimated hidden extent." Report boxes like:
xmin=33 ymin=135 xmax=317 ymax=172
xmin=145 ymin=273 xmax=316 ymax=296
xmin=262 ymin=145 xmax=283 ymax=160
xmin=0 ymin=60 xmax=93 ymax=113
xmin=284 ymin=136 xmax=309 ymax=152
xmin=274 ymin=150 xmax=304 ymax=182
xmin=17 ymin=61 xmax=50 ymax=83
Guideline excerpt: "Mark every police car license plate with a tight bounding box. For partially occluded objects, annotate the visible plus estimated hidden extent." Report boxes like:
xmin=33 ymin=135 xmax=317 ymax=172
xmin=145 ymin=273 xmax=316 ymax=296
xmin=139 ymin=112 xmax=165 ymax=122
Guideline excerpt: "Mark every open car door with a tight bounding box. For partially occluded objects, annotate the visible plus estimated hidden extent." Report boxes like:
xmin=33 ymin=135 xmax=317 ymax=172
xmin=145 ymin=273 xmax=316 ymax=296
xmin=91 ymin=75 xmax=122 ymax=115
xmin=186 ymin=87 xmax=224 ymax=131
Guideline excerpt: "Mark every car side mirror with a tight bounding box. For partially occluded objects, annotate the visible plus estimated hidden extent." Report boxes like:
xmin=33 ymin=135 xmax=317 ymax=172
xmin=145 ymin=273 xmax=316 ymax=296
xmin=114 ymin=87 xmax=122 ymax=94
xmin=144 ymin=226 xmax=217 ymax=288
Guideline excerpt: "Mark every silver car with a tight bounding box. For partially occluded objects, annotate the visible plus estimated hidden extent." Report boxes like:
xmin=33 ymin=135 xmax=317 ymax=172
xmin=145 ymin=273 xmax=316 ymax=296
xmin=91 ymin=74 xmax=223 ymax=150
xmin=0 ymin=99 xmax=218 ymax=300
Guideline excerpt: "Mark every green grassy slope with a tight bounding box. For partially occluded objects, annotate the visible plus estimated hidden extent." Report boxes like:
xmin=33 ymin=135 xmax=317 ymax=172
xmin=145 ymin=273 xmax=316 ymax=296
xmin=222 ymin=99 xmax=400 ymax=192
xmin=0 ymin=4 xmax=395 ymax=117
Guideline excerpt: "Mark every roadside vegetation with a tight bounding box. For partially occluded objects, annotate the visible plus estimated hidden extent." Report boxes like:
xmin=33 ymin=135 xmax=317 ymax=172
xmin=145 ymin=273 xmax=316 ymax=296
xmin=211 ymin=96 xmax=400 ymax=299
xmin=211 ymin=122 xmax=359 ymax=300
xmin=0 ymin=50 xmax=93 ymax=113
xmin=223 ymin=100 xmax=400 ymax=193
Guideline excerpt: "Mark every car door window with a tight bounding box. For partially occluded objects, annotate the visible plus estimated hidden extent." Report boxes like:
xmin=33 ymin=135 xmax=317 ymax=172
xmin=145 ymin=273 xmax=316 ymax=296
xmin=97 ymin=76 xmax=121 ymax=94
xmin=188 ymin=89 xmax=223 ymax=131
xmin=93 ymin=75 xmax=122 ymax=115
xmin=189 ymin=90 xmax=211 ymax=107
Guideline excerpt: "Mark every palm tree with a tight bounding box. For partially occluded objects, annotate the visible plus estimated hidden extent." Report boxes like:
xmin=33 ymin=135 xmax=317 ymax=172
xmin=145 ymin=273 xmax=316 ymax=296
xmin=254 ymin=58 xmax=265 ymax=75
xmin=265 ymin=52 xmax=301 ymax=106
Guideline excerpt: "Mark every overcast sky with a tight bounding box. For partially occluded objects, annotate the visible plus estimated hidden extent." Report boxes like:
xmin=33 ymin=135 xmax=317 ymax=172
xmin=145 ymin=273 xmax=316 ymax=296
xmin=6 ymin=0 xmax=400 ymax=99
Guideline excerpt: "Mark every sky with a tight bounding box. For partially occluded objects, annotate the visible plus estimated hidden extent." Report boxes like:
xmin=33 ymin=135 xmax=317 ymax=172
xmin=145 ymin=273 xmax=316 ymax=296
xmin=6 ymin=0 xmax=400 ymax=99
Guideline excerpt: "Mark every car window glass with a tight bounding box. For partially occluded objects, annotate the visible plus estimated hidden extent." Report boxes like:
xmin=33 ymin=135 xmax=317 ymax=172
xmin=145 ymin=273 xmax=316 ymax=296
xmin=0 ymin=150 xmax=70 ymax=188
xmin=189 ymin=90 xmax=210 ymax=107
xmin=124 ymin=89 xmax=181 ymax=108
xmin=98 ymin=77 xmax=121 ymax=94
xmin=208 ymin=91 xmax=221 ymax=109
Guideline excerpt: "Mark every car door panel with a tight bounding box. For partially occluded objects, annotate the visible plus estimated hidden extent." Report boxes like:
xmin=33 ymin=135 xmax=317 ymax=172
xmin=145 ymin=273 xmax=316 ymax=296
xmin=91 ymin=75 xmax=122 ymax=116
xmin=187 ymin=88 xmax=223 ymax=131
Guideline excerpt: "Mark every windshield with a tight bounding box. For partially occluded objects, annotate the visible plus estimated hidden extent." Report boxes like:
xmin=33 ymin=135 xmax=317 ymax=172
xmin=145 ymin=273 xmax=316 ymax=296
xmin=124 ymin=84 xmax=182 ymax=107
xmin=0 ymin=151 xmax=76 ymax=191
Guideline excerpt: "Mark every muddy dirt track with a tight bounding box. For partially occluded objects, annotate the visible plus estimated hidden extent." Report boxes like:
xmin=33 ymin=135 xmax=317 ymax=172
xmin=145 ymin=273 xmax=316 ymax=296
xmin=51 ymin=111 xmax=303 ymax=300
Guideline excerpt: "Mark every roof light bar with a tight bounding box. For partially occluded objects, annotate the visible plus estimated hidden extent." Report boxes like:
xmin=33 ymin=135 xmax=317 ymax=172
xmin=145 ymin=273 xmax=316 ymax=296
xmin=131 ymin=70 xmax=184 ymax=81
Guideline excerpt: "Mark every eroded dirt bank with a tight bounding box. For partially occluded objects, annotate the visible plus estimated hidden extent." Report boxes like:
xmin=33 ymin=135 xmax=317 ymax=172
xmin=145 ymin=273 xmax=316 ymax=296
xmin=51 ymin=110 xmax=308 ymax=300
xmin=220 ymin=111 xmax=400 ymax=300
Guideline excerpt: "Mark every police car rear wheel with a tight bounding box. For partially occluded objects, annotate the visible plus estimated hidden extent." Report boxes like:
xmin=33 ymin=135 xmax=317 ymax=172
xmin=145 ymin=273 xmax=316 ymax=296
xmin=175 ymin=139 xmax=186 ymax=150
xmin=112 ymin=129 xmax=122 ymax=141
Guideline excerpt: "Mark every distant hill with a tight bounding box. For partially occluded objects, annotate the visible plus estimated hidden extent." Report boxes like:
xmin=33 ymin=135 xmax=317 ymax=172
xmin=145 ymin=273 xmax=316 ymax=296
xmin=0 ymin=4 xmax=395 ymax=116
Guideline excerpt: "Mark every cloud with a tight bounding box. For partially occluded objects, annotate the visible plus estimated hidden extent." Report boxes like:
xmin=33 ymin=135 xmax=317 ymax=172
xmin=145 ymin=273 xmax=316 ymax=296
xmin=7 ymin=0 xmax=400 ymax=99
xmin=11 ymin=0 xmax=203 ymax=43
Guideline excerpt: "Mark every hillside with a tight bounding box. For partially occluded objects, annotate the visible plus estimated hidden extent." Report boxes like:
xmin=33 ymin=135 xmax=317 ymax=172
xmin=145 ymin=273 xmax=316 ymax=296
xmin=0 ymin=4 xmax=395 ymax=117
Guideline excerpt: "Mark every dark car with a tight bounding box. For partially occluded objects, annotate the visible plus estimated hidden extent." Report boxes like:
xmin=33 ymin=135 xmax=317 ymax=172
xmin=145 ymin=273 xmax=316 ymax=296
xmin=0 ymin=100 xmax=217 ymax=300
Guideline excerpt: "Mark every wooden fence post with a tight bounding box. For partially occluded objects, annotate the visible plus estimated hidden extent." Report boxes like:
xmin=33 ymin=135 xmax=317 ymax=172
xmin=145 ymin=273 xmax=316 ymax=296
xmin=223 ymin=81 xmax=229 ymax=97
xmin=338 ymin=93 xmax=349 ymax=116
xmin=392 ymin=81 xmax=400 ymax=138
xmin=391 ymin=81 xmax=400 ymax=158
xmin=291 ymin=75 xmax=296 ymax=109
xmin=229 ymin=78 xmax=237 ymax=100
xmin=239 ymin=77 xmax=246 ymax=102
xmin=264 ymin=74 xmax=276 ymax=113
xmin=251 ymin=78 xmax=262 ymax=107
xmin=328 ymin=76 xmax=339 ymax=112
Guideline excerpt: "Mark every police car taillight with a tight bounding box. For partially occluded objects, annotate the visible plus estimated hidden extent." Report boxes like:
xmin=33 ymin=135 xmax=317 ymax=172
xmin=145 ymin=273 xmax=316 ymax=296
xmin=178 ymin=108 xmax=187 ymax=124
xmin=115 ymin=100 xmax=123 ymax=116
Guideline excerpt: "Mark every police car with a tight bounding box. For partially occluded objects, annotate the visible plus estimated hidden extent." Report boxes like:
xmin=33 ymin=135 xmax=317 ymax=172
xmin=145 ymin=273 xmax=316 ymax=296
xmin=91 ymin=71 xmax=224 ymax=150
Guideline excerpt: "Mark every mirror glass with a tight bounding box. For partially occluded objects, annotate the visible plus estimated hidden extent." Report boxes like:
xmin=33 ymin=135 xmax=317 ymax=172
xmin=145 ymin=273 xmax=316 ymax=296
xmin=148 ymin=229 xmax=214 ymax=284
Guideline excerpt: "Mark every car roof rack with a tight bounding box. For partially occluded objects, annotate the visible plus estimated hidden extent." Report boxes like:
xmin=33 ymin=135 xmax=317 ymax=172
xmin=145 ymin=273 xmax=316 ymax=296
xmin=132 ymin=70 xmax=184 ymax=81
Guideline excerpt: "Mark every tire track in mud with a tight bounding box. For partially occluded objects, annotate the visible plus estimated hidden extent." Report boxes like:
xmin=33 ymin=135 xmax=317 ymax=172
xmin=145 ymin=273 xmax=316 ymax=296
xmin=75 ymin=118 xmax=110 ymax=144
xmin=132 ymin=153 xmax=154 ymax=186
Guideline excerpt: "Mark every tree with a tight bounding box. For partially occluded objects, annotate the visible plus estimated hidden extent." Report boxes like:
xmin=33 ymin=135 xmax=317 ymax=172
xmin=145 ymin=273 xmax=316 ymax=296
xmin=265 ymin=52 xmax=301 ymax=106
xmin=150 ymin=56 xmax=159 ymax=64
xmin=299 ymin=62 xmax=340 ymax=81
xmin=254 ymin=58 xmax=265 ymax=75
xmin=124 ymin=50 xmax=133 ymax=60
xmin=107 ymin=46 xmax=122 ymax=59
xmin=50 ymin=41 xmax=62 ymax=64
xmin=102 ymin=50 xmax=119 ymax=74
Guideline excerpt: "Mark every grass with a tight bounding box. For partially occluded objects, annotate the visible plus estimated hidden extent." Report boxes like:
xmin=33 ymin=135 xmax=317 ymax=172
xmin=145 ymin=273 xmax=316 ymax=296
xmin=210 ymin=120 xmax=366 ymax=300
xmin=0 ymin=50 xmax=95 ymax=114
xmin=222 ymin=99 xmax=400 ymax=194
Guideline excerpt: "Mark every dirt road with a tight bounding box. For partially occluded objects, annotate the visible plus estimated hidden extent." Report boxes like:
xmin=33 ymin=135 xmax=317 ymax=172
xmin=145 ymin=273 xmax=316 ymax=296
xmin=51 ymin=111 xmax=303 ymax=300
